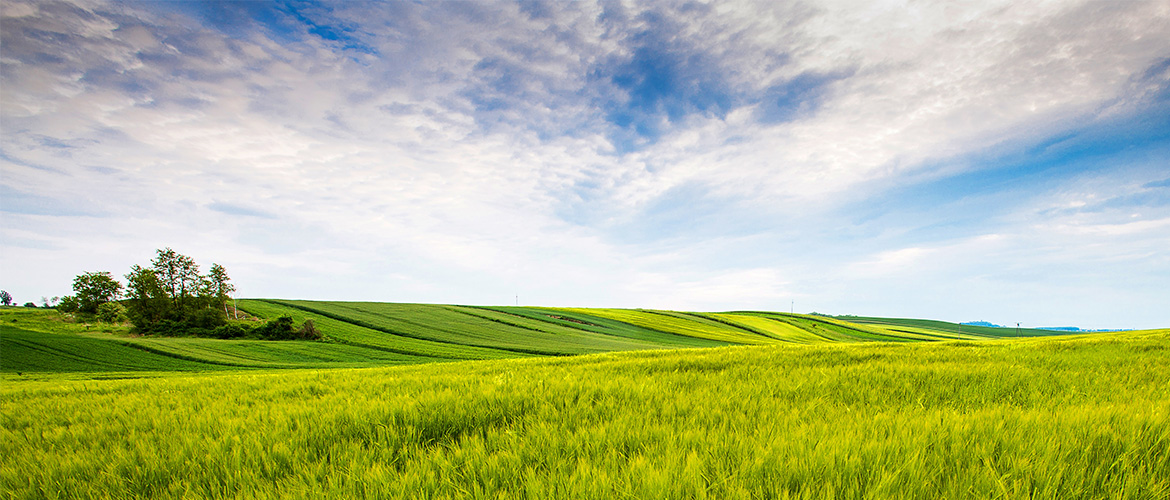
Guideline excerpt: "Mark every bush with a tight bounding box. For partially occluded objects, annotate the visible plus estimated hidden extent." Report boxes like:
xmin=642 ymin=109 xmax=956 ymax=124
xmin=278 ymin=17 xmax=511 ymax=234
xmin=254 ymin=315 xmax=296 ymax=340
xmin=58 ymin=296 xmax=80 ymax=314
xmin=297 ymin=319 xmax=322 ymax=340
xmin=252 ymin=316 xmax=321 ymax=341
xmin=191 ymin=308 xmax=228 ymax=329
xmin=211 ymin=323 xmax=252 ymax=339
xmin=96 ymin=302 xmax=127 ymax=323
xmin=140 ymin=319 xmax=190 ymax=337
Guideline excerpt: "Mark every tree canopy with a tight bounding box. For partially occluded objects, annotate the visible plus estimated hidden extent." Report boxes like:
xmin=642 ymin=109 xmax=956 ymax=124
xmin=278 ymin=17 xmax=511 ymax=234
xmin=58 ymin=271 xmax=122 ymax=314
xmin=54 ymin=247 xmax=319 ymax=340
xmin=123 ymin=248 xmax=234 ymax=333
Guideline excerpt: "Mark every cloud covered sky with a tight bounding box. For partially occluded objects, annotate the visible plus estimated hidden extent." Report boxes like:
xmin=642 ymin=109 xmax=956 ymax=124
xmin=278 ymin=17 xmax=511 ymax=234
xmin=2 ymin=0 xmax=1168 ymax=329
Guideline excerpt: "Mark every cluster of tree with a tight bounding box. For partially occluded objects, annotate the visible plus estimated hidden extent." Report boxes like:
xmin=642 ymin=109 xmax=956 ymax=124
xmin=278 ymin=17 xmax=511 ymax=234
xmin=119 ymin=248 xmax=236 ymax=333
xmin=213 ymin=316 xmax=322 ymax=341
xmin=52 ymin=248 xmax=320 ymax=340
xmin=0 ymin=291 xmax=61 ymax=309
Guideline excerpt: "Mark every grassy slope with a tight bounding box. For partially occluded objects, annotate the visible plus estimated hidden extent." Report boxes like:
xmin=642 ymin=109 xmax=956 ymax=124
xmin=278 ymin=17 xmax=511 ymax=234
xmin=476 ymin=306 xmax=730 ymax=348
xmin=2 ymin=329 xmax=1167 ymax=499
xmin=1 ymin=302 xmax=1140 ymax=376
xmin=837 ymin=315 xmax=1073 ymax=337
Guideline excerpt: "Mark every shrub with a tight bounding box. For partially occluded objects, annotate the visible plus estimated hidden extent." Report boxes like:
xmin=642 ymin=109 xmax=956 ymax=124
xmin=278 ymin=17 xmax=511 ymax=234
xmin=190 ymin=308 xmax=228 ymax=329
xmin=96 ymin=302 xmax=127 ymax=323
xmin=211 ymin=323 xmax=252 ymax=339
xmin=255 ymin=315 xmax=296 ymax=340
xmin=297 ymin=319 xmax=322 ymax=340
xmin=58 ymin=296 xmax=80 ymax=313
xmin=252 ymin=316 xmax=321 ymax=341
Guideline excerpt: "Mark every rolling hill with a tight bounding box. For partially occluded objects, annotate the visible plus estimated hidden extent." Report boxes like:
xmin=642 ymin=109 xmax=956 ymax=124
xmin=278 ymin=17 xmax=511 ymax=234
xmin=0 ymin=300 xmax=1118 ymax=376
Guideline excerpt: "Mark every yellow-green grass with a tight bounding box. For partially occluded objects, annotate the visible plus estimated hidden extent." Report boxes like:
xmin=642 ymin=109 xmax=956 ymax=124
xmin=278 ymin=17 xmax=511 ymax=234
xmin=709 ymin=313 xmax=832 ymax=343
xmin=2 ymin=303 xmax=1142 ymax=381
xmin=269 ymin=301 xmax=675 ymax=356
xmin=838 ymin=316 xmax=1069 ymax=338
xmin=864 ymin=323 xmax=994 ymax=341
xmin=1 ymin=325 xmax=440 ymax=374
xmin=238 ymin=300 xmax=520 ymax=361
xmin=1 ymin=327 xmax=230 ymax=373
xmin=730 ymin=312 xmax=957 ymax=342
xmin=0 ymin=305 xmax=133 ymax=336
xmin=2 ymin=330 xmax=1167 ymax=499
xmin=562 ymin=308 xmax=775 ymax=344
xmin=479 ymin=306 xmax=730 ymax=348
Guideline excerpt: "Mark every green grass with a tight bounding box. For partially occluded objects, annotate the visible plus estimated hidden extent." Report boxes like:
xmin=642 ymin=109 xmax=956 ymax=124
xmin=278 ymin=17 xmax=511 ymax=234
xmin=2 ymin=329 xmax=1167 ymax=498
xmin=266 ymin=301 xmax=667 ymax=356
xmin=477 ymin=306 xmax=730 ymax=348
xmin=0 ymin=326 xmax=227 ymax=373
xmin=0 ymin=305 xmax=133 ymax=336
xmin=560 ymin=308 xmax=776 ymax=344
xmin=836 ymin=315 xmax=1073 ymax=338
xmin=2 ymin=303 xmax=1144 ymax=377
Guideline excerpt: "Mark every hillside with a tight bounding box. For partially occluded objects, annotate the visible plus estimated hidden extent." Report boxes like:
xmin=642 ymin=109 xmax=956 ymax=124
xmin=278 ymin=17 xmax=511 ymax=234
xmin=3 ymin=328 xmax=1167 ymax=498
xmin=0 ymin=301 xmax=1138 ymax=376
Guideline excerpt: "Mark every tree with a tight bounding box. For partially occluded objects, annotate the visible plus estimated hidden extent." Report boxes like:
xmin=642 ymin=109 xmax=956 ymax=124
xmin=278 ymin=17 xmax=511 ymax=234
xmin=152 ymin=248 xmax=200 ymax=305
xmin=123 ymin=250 xmax=236 ymax=334
xmin=0 ymin=290 xmax=12 ymax=306
xmin=58 ymin=295 xmax=80 ymax=314
xmin=97 ymin=302 xmax=127 ymax=323
xmin=72 ymin=271 xmax=123 ymax=314
xmin=151 ymin=248 xmax=205 ymax=321
xmin=206 ymin=263 xmax=235 ymax=314
xmin=124 ymin=264 xmax=169 ymax=329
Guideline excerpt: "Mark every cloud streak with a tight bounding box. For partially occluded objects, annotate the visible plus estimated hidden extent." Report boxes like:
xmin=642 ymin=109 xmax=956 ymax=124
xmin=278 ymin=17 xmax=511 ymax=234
xmin=2 ymin=0 xmax=1168 ymax=329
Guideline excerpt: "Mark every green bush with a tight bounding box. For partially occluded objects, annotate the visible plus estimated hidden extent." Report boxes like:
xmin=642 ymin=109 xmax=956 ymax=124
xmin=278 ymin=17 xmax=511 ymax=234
xmin=254 ymin=316 xmax=296 ymax=340
xmin=298 ymin=319 xmax=322 ymax=340
xmin=251 ymin=316 xmax=321 ymax=341
xmin=211 ymin=323 xmax=253 ymax=339
xmin=96 ymin=302 xmax=127 ymax=323
xmin=190 ymin=308 xmax=227 ymax=329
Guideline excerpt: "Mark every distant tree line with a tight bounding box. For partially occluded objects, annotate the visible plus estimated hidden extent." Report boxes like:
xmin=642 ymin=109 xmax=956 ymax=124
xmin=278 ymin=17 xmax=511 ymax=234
xmin=0 ymin=290 xmax=61 ymax=309
xmin=49 ymin=248 xmax=320 ymax=340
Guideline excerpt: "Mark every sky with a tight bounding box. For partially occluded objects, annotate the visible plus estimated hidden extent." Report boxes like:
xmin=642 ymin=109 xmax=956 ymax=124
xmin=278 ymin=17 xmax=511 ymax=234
xmin=1 ymin=0 xmax=1168 ymax=330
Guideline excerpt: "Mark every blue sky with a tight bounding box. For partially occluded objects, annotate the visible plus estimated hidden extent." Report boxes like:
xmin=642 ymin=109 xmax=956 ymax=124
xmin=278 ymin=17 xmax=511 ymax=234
xmin=2 ymin=0 xmax=1168 ymax=329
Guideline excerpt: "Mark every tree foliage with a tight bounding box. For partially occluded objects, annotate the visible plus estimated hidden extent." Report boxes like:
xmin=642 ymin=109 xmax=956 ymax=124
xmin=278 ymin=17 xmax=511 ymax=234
xmin=0 ymin=290 xmax=12 ymax=306
xmin=58 ymin=295 xmax=80 ymax=313
xmin=123 ymin=248 xmax=234 ymax=334
xmin=70 ymin=271 xmax=123 ymax=315
xmin=55 ymin=247 xmax=315 ymax=340
xmin=96 ymin=302 xmax=127 ymax=323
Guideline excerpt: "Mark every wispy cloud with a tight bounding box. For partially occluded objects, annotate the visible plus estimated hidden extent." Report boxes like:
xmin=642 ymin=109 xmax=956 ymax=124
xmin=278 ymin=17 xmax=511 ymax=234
xmin=1 ymin=0 xmax=1167 ymax=329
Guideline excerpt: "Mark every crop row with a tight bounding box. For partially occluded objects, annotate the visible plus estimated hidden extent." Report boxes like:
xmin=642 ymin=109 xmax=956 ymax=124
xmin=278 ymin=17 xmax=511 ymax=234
xmin=3 ymin=329 xmax=1167 ymax=498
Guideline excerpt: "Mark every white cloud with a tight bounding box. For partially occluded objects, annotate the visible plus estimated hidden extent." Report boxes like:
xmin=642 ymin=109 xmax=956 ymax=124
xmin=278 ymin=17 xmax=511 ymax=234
xmin=1 ymin=0 xmax=1167 ymax=328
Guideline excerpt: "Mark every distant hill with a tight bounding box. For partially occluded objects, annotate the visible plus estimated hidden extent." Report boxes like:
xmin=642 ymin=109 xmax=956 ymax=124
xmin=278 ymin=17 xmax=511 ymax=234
xmin=1039 ymin=326 xmax=1129 ymax=333
xmin=1 ymin=301 xmax=1138 ymax=375
xmin=961 ymin=321 xmax=1004 ymax=328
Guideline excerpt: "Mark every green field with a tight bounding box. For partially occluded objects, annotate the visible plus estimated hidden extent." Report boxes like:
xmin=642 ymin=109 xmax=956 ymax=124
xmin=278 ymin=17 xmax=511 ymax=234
xmin=2 ymin=299 xmax=1024 ymax=374
xmin=2 ymin=304 xmax=1167 ymax=498
xmin=6 ymin=301 xmax=1036 ymax=374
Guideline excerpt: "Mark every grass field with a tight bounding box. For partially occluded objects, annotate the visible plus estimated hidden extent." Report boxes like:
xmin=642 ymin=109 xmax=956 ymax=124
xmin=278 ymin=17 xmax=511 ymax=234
xmin=2 ymin=328 xmax=1168 ymax=498
xmin=2 ymin=304 xmax=1167 ymax=498
xmin=4 ymin=301 xmax=1044 ymax=375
